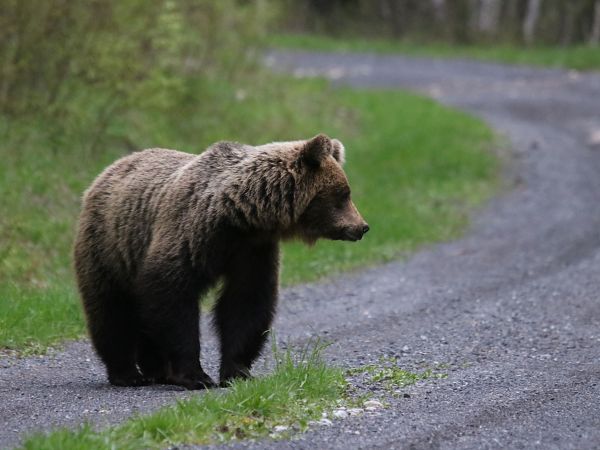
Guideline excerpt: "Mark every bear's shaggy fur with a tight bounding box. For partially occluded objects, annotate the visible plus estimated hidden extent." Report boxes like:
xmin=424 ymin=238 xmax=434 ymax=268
xmin=74 ymin=134 xmax=368 ymax=389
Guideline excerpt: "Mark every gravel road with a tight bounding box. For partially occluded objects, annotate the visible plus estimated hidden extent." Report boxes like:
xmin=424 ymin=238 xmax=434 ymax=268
xmin=2 ymin=51 xmax=600 ymax=449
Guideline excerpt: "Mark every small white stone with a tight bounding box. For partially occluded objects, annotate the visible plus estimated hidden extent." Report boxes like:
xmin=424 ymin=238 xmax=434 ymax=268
xmin=273 ymin=425 xmax=289 ymax=433
xmin=327 ymin=67 xmax=345 ymax=80
xmin=589 ymin=129 xmax=600 ymax=145
xmin=363 ymin=400 xmax=383 ymax=409
xmin=365 ymin=406 xmax=378 ymax=412
xmin=318 ymin=418 xmax=333 ymax=426
xmin=347 ymin=408 xmax=363 ymax=416
xmin=333 ymin=409 xmax=348 ymax=419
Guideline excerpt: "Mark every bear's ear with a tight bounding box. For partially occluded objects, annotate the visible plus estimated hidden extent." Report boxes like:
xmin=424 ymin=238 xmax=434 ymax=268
xmin=331 ymin=139 xmax=345 ymax=165
xmin=301 ymin=134 xmax=332 ymax=168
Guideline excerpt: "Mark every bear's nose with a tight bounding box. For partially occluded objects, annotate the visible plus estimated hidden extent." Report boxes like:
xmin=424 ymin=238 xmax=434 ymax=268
xmin=362 ymin=224 xmax=370 ymax=235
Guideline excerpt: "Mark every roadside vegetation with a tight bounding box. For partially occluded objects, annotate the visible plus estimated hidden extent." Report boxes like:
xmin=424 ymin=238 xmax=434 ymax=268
xmin=0 ymin=3 xmax=497 ymax=353
xmin=271 ymin=33 xmax=600 ymax=71
xmin=347 ymin=356 xmax=448 ymax=397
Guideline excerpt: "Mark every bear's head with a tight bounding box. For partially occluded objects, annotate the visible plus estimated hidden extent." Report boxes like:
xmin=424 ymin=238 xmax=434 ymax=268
xmin=292 ymin=134 xmax=369 ymax=245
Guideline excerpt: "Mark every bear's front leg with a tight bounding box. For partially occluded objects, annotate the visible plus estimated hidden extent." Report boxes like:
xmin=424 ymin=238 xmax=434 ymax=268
xmin=215 ymin=241 xmax=279 ymax=386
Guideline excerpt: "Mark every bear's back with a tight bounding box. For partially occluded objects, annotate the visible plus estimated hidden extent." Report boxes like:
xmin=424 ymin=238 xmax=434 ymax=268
xmin=77 ymin=144 xmax=253 ymax=277
xmin=78 ymin=149 xmax=198 ymax=274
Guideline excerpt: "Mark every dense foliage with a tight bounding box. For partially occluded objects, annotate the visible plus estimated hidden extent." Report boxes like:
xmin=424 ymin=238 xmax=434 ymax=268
xmin=0 ymin=0 xmax=272 ymax=128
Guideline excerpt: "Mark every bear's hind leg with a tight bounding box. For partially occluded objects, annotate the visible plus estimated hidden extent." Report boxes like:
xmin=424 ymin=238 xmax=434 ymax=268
xmin=215 ymin=242 xmax=279 ymax=386
xmin=79 ymin=279 xmax=149 ymax=387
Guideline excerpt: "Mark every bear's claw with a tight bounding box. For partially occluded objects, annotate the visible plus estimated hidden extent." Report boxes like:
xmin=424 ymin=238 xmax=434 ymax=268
xmin=166 ymin=371 xmax=217 ymax=390
xmin=108 ymin=373 xmax=153 ymax=387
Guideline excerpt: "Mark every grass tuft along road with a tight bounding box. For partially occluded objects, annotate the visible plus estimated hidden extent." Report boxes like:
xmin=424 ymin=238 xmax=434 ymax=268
xmin=18 ymin=343 xmax=346 ymax=449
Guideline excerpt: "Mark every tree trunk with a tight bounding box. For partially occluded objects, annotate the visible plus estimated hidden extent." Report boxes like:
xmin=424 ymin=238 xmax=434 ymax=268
xmin=523 ymin=0 xmax=542 ymax=45
xmin=431 ymin=0 xmax=446 ymax=22
xmin=387 ymin=0 xmax=403 ymax=38
xmin=446 ymin=0 xmax=475 ymax=43
xmin=478 ymin=0 xmax=502 ymax=34
xmin=590 ymin=0 xmax=600 ymax=45
xmin=559 ymin=0 xmax=578 ymax=46
xmin=468 ymin=0 xmax=480 ymax=35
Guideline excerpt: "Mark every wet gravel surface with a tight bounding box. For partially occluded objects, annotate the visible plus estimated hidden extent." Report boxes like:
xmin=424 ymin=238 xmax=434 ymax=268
xmin=2 ymin=51 xmax=600 ymax=449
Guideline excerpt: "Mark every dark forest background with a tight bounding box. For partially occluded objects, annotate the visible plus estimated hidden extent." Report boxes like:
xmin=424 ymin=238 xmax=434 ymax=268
xmin=281 ymin=0 xmax=600 ymax=46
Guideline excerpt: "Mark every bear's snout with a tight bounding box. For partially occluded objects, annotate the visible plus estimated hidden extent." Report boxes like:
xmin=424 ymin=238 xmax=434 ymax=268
xmin=336 ymin=198 xmax=369 ymax=241
xmin=342 ymin=222 xmax=370 ymax=241
xmin=356 ymin=222 xmax=370 ymax=239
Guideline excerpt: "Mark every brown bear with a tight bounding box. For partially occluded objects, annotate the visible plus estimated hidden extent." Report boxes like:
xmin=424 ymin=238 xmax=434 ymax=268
xmin=73 ymin=134 xmax=369 ymax=390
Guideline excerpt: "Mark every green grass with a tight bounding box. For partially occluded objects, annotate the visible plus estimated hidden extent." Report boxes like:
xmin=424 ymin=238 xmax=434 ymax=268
xmin=19 ymin=343 xmax=346 ymax=449
xmin=271 ymin=33 xmax=600 ymax=71
xmin=347 ymin=356 xmax=448 ymax=395
xmin=0 ymin=74 xmax=497 ymax=353
xmin=0 ymin=284 xmax=82 ymax=355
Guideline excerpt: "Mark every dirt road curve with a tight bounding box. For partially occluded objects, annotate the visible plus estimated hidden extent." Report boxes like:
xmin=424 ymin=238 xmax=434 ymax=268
xmin=2 ymin=51 xmax=600 ymax=449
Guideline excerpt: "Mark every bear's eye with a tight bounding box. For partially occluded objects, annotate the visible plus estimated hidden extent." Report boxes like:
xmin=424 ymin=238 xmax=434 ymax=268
xmin=335 ymin=190 xmax=350 ymax=209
